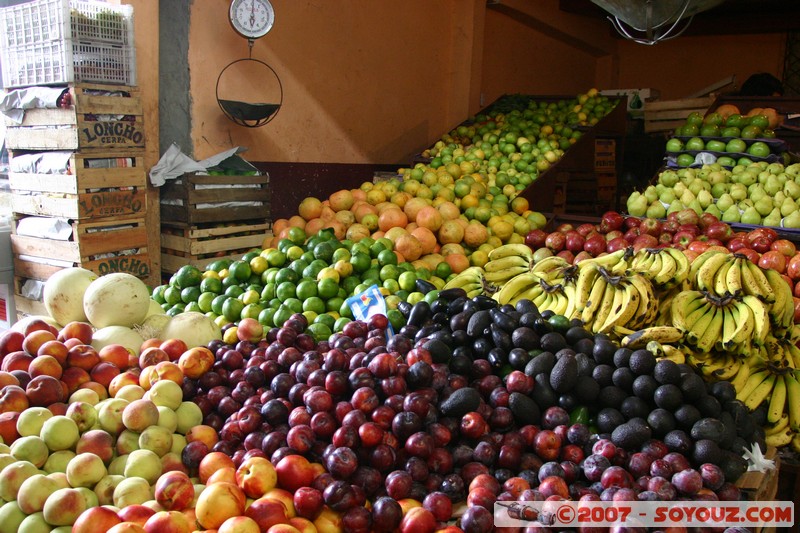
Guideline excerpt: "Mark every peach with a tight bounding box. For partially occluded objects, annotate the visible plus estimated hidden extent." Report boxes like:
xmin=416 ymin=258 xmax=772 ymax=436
xmin=109 ymin=370 xmax=141 ymax=397
xmin=10 ymin=435 xmax=49 ymax=467
xmin=61 ymin=366 xmax=91 ymax=394
xmin=66 ymin=452 xmax=108 ymax=488
xmin=156 ymin=405 xmax=178 ymax=432
xmin=93 ymin=474 xmax=125 ymax=506
xmin=22 ymin=329 xmax=57 ymax=356
xmin=144 ymin=510 xmax=193 ymax=533
xmin=288 ymin=517 xmax=317 ymax=533
xmin=199 ymin=451 xmax=235 ymax=484
xmin=40 ymin=414 xmax=80 ymax=451
xmin=185 ymin=424 xmax=218 ymax=449
xmin=124 ymin=449 xmax=162 ymax=484
xmin=146 ymin=379 xmax=182 ymax=410
xmin=139 ymin=347 xmax=169 ymax=369
xmin=63 ymin=337 xmax=84 ymax=349
xmin=47 ymin=400 xmax=69 ymax=416
xmin=23 ymin=317 xmax=59 ymax=337
xmin=0 ymin=384 xmax=29 ymax=414
xmin=107 ymin=523 xmax=147 ymax=533
xmin=261 ymin=488 xmax=296 ymax=518
xmin=0 ymin=370 xmax=20 ymax=388
xmin=0 ymin=330 xmax=25 ymax=357
xmin=66 ymin=401 xmax=99 ymax=433
xmin=78 ymin=380 xmax=109 ymax=401
xmin=175 ymin=401 xmax=203 ymax=435
xmin=139 ymin=424 xmax=173 ymax=457
xmin=117 ymin=504 xmax=156 ymax=526
xmin=275 ymin=455 xmax=316 ymax=493
xmin=26 ymin=374 xmax=67 ymax=406
xmin=313 ymin=506 xmax=343 ymax=533
xmin=73 ymin=505 xmax=123 ymax=533
xmin=206 ymin=466 xmax=237 ymax=485
xmin=43 ymin=450 xmax=76 ymax=474
xmin=155 ymin=471 xmax=195 ymax=511
xmin=0 ymin=459 xmax=40 ymax=501
xmin=42 ymin=487 xmax=87 ymax=526
xmin=75 ymin=428 xmax=115 ymax=464
xmin=122 ymin=398 xmax=160 ymax=432
xmin=138 ymin=366 xmax=156 ymax=389
xmin=99 ymin=344 xmax=132 ymax=371
xmin=220 ymin=516 xmax=261 ymax=533
xmin=113 ymin=477 xmax=153 ymax=508
xmin=66 ymin=344 xmax=101 ymax=371
xmin=28 ymin=354 xmax=63 ymax=379
xmin=159 ymin=339 xmax=188 ymax=362
xmin=267 ymin=525 xmax=302 ymax=533
xmin=236 ymin=456 xmax=277 ymax=499
xmin=2 ymin=351 xmax=34 ymax=372
xmin=0 ymin=411 xmax=21 ymax=444
xmin=116 ymin=428 xmax=142 ymax=455
xmin=36 ymin=340 xmax=69 ymax=366
xmin=116 ymin=384 xmax=147 ymax=402
xmin=91 ymin=361 xmax=121 ymax=388
xmin=69 ymin=387 xmax=101 ymax=405
xmin=148 ymin=361 xmax=184 ymax=387
xmin=160 ymin=451 xmax=189 ymax=475
xmin=15 ymin=405 xmax=53 ymax=437
xmin=58 ymin=321 xmax=94 ymax=345
xmin=244 ymin=497 xmax=289 ymax=532
xmin=194 ymin=481 xmax=246 ymax=530
xmin=178 ymin=347 xmax=215 ymax=379
xmin=98 ymin=397 xmax=130 ymax=434
xmin=17 ymin=473 xmax=62 ymax=514
xmin=0 ymin=501 xmax=26 ymax=532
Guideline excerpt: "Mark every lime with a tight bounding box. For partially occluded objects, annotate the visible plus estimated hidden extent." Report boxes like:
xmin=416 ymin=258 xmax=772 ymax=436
xmin=222 ymin=274 xmax=240 ymax=289
xmin=161 ymin=302 xmax=171 ymax=312
xmin=277 ymin=238 xmax=294 ymax=253
xmin=398 ymin=271 xmax=418 ymax=292
xmin=383 ymin=279 xmax=400 ymax=294
xmin=241 ymin=303 xmax=264 ymax=320
xmin=287 ymin=226 xmax=306 ymax=245
xmin=261 ymin=282 xmax=276 ymax=300
xmin=276 ymin=281 xmax=297 ymax=301
xmin=222 ymin=298 xmax=244 ymax=322
xmin=261 ymin=267 xmax=279 ymax=285
xmin=303 ymin=263 xmax=324 ymax=280
xmin=180 ymin=286 xmax=202 ymax=304
xmin=266 ymin=249 xmax=287 ymax=268
xmin=326 ymin=297 xmax=345 ymax=313
xmin=314 ymin=313 xmax=336 ymax=330
xmin=350 ymin=252 xmax=371 ymax=274
xmin=369 ymin=241 xmax=387 ymax=258
xmin=314 ymin=241 xmax=335 ymax=263
xmin=341 ymin=275 xmax=360 ymax=295
xmin=435 ymin=262 xmax=452 ymax=279
xmin=416 ymin=267 xmax=432 ymax=281
xmin=200 ymin=276 xmax=223 ymax=294
xmin=387 ymin=309 xmax=405 ymax=331
xmin=303 ymin=310 xmax=319 ymax=324
xmin=303 ymin=297 xmax=326 ymax=315
xmin=152 ymin=285 xmax=168 ymax=304
xmin=197 ymin=292 xmax=216 ymax=313
xmin=164 ymin=286 xmax=183 ymax=306
xmin=258 ymin=307 xmax=276 ymax=327
xmin=228 ymin=260 xmax=252 ymax=282
xmin=338 ymin=300 xmax=354 ymax=319
xmin=166 ymin=306 xmax=184 ymax=317
xmin=332 ymin=247 xmax=351 ymax=263
xmin=273 ymin=305 xmax=293 ymax=328
xmin=240 ymin=289 xmax=260 ymax=305
xmin=307 ymin=322 xmax=332 ymax=342
xmin=317 ymin=278 xmax=339 ymax=300
xmin=211 ymin=294 xmax=230 ymax=315
xmin=379 ymin=265 xmax=400 ymax=282
xmin=317 ymin=267 xmax=340 ymax=284
xmin=296 ymin=279 xmax=319 ymax=300
xmin=423 ymin=290 xmax=440 ymax=305
xmin=301 ymin=251 xmax=315 ymax=263
xmin=290 ymin=259 xmax=309 ymax=277
xmin=284 ymin=298 xmax=304 ymax=313
xmin=184 ymin=301 xmax=203 ymax=313
xmin=334 ymin=316 xmax=351 ymax=332
xmin=376 ymin=237 xmax=393 ymax=251
xmin=377 ymin=249 xmax=398 ymax=267
xmin=175 ymin=265 xmax=203 ymax=288
xmin=206 ymin=259 xmax=232 ymax=272
xmin=286 ymin=245 xmax=305 ymax=261
xmin=275 ymin=268 xmax=299 ymax=285
xmin=225 ymin=285 xmax=245 ymax=298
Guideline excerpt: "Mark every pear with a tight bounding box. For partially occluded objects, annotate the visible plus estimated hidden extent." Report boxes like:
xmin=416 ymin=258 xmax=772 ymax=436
xmin=777 ymin=173 xmax=788 ymax=186
xmin=716 ymin=193 xmax=734 ymax=212
xmin=783 ymin=210 xmax=800 ymax=229
xmin=707 ymin=170 xmax=727 ymax=185
xmin=704 ymin=204 xmax=722 ymax=219
xmin=626 ymin=191 xmax=648 ymax=217
xmin=754 ymin=196 xmax=774 ymax=217
xmin=655 ymin=183 xmax=666 ymax=194
xmin=737 ymin=170 xmax=757 ymax=186
xmin=697 ymin=189 xmax=713 ymax=209
xmin=673 ymin=182 xmax=687 ymax=196
xmin=749 ymin=184 xmax=766 ymax=203
xmin=730 ymin=183 xmax=747 ymax=201
xmin=667 ymin=200 xmax=685 ymax=216
xmin=688 ymin=179 xmax=705 ymax=196
xmin=763 ymin=208 xmax=782 ymax=228
xmin=659 ymin=189 xmax=676 ymax=205
xmin=768 ymin=163 xmax=785 ymax=175
xmin=758 ymin=171 xmax=771 ymax=184
xmin=738 ymin=199 xmax=754 ymax=211
xmin=774 ymin=191 xmax=787 ymax=204
xmin=687 ymin=199 xmax=703 ymax=215
xmin=646 ymin=200 xmax=666 ymax=219
xmin=678 ymin=168 xmax=696 ymax=184
xmin=643 ymin=185 xmax=659 ymax=203
xmin=780 ymin=197 xmax=798 ymax=218
xmin=710 ymin=183 xmax=728 ymax=199
xmin=765 ymin=175 xmax=782 ymax=196
xmin=721 ymin=204 xmax=741 ymax=223
xmin=740 ymin=206 xmax=762 ymax=225
xmin=786 ymin=163 xmax=800 ymax=177
xmin=679 ymin=189 xmax=696 ymax=205
xmin=660 ymin=170 xmax=679 ymax=187
xmin=784 ymin=180 xmax=800 ymax=200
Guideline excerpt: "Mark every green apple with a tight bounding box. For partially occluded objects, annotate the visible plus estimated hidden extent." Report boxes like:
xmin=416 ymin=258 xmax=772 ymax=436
xmin=747 ymin=141 xmax=770 ymax=158
xmin=666 ymin=138 xmax=684 ymax=152
xmin=717 ymin=156 xmax=736 ymax=167
xmin=685 ymin=137 xmax=705 ymax=151
xmin=706 ymin=139 xmax=727 ymax=152
xmin=725 ymin=138 xmax=747 ymax=153
xmin=677 ymin=154 xmax=695 ymax=167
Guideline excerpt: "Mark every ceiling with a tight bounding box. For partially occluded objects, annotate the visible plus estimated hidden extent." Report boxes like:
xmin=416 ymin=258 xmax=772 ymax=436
xmin=558 ymin=0 xmax=800 ymax=36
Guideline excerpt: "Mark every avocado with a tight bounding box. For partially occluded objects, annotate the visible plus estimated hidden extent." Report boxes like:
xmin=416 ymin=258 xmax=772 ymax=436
xmin=525 ymin=351 xmax=556 ymax=377
xmin=574 ymin=375 xmax=601 ymax=404
xmin=612 ymin=367 xmax=635 ymax=393
xmin=653 ymin=359 xmax=681 ymax=384
xmin=674 ymin=404 xmax=702 ymax=431
xmin=532 ymin=373 xmax=558 ymax=409
xmin=550 ymin=353 xmax=578 ymax=393
xmin=720 ymin=450 xmax=748 ymax=483
xmin=664 ymin=429 xmax=693 ymax=454
xmin=719 ymin=411 xmax=737 ymax=450
xmin=599 ymin=385 xmax=627 ymax=409
xmin=620 ymin=396 xmax=650 ymax=420
xmin=628 ymin=349 xmax=657 ymax=375
xmin=565 ymin=325 xmax=592 ymax=345
xmin=710 ymin=381 xmax=736 ymax=404
xmin=679 ymin=373 xmax=707 ymax=402
xmin=509 ymin=392 xmax=541 ymax=426
xmin=690 ymin=418 xmax=726 ymax=444
xmin=632 ymin=374 xmax=658 ymax=401
xmin=540 ymin=331 xmax=567 ymax=353
xmin=692 ymin=438 xmax=723 ymax=467
xmin=592 ymin=364 xmax=614 ymax=387
xmin=439 ymin=387 xmax=481 ymax=418
xmin=613 ymin=347 xmax=633 ymax=368
xmin=647 ymin=408 xmax=677 ymax=437
xmin=653 ymin=384 xmax=683 ymax=411
xmin=423 ymin=338 xmax=452 ymax=364
xmin=696 ymin=395 xmax=722 ymax=418
xmin=466 ymin=309 xmax=491 ymax=338
xmin=593 ymin=338 xmax=617 ymax=364
xmin=572 ymin=338 xmax=595 ymax=359
xmin=575 ymin=353 xmax=595 ymax=377
xmin=612 ymin=418 xmax=651 ymax=450
xmin=511 ymin=326 xmax=540 ymax=351
xmin=596 ymin=407 xmax=625 ymax=434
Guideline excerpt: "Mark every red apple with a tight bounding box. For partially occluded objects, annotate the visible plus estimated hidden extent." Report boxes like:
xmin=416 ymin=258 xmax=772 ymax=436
xmin=604 ymin=229 xmax=624 ymax=242
xmin=673 ymin=231 xmax=696 ymax=248
xmin=623 ymin=217 xmax=641 ymax=229
xmin=677 ymin=224 xmax=700 ymax=237
xmin=794 ymin=297 xmax=800 ymax=323
xmin=573 ymin=251 xmax=593 ymax=264
xmin=687 ymin=241 xmax=710 ymax=254
xmin=606 ymin=237 xmax=629 ymax=253
xmin=524 ymin=229 xmax=547 ymax=249
xmin=662 ymin=219 xmax=681 ymax=234
xmin=632 ymin=234 xmax=659 ymax=252
xmin=658 ymin=233 xmax=673 ymax=245
xmin=738 ymin=248 xmax=761 ymax=263
xmin=750 ymin=236 xmax=772 ymax=254
xmin=555 ymin=223 xmax=574 ymax=233
xmin=576 ymin=223 xmax=596 ymax=237
xmin=699 ymin=212 xmax=720 ymax=230
xmin=564 ymin=232 xmax=585 ymax=254
xmin=599 ymin=211 xmax=625 ymax=233
xmin=583 ymin=235 xmax=607 ymax=257
xmin=771 ymin=239 xmax=797 ymax=258
xmin=705 ymin=222 xmax=734 ymax=243
xmin=675 ymin=208 xmax=700 ymax=227
xmin=556 ymin=250 xmax=575 ymax=264
xmin=545 ymin=232 xmax=566 ymax=252
xmin=623 ymin=227 xmax=640 ymax=243
xmin=787 ymin=254 xmax=800 ymax=280
xmin=759 ymin=251 xmax=787 ymax=274
xmin=638 ymin=218 xmax=662 ymax=237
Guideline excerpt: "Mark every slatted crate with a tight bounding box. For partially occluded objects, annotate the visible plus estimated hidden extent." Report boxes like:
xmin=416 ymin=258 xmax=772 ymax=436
xmin=159 ymin=172 xmax=270 ymax=225
xmin=9 ymin=150 xmax=147 ymax=220
xmin=160 ymin=220 xmax=271 ymax=275
xmin=3 ymin=83 xmax=144 ymax=151
xmin=11 ymin=213 xmax=153 ymax=282
xmin=643 ymin=96 xmax=715 ymax=134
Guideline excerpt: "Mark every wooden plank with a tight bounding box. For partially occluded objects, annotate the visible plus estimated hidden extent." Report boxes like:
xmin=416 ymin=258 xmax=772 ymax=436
xmin=644 ymin=97 xmax=715 ymax=111
xmin=11 ymin=187 xmax=148 ymax=219
xmin=14 ymin=294 xmax=47 ymax=318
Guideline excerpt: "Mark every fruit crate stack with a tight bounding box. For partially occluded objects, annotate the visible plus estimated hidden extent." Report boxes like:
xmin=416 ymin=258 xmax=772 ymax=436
xmin=159 ymin=171 xmax=272 ymax=278
xmin=0 ymin=0 xmax=156 ymax=319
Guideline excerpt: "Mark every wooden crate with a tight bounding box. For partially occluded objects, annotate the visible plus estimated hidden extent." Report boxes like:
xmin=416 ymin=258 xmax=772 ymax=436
xmin=4 ymin=83 xmax=144 ymax=151
xmin=160 ymin=173 xmax=270 ymax=224
xmin=11 ymin=214 xmax=153 ymax=282
xmin=9 ymin=150 xmax=147 ymax=219
xmin=161 ymin=220 xmax=272 ymax=274
xmin=735 ymin=446 xmax=780 ymax=502
xmin=643 ymin=96 xmax=716 ymax=134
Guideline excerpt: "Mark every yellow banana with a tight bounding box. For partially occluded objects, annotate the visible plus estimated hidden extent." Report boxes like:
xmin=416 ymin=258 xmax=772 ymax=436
xmin=711 ymin=355 xmax=741 ymax=381
xmin=689 ymin=250 xmax=721 ymax=281
xmin=695 ymin=305 xmax=723 ymax=353
xmin=574 ymin=264 xmax=600 ymax=311
xmin=792 ymin=433 xmax=800 ymax=454
xmin=764 ymin=267 xmax=794 ymax=328
xmin=621 ymin=325 xmax=684 ymax=349
xmin=685 ymin=305 xmax=716 ymax=347
xmin=742 ymin=259 xmax=775 ymax=303
xmin=443 ymin=267 xmax=484 ymax=290
xmin=768 ymin=375 xmax=787 ymax=424
xmin=488 ymin=243 xmax=534 ymax=261
xmin=670 ymin=291 xmax=707 ymax=332
xmin=596 ymin=283 xmax=628 ymax=334
xmin=580 ymin=273 xmax=608 ymax=326
xmin=717 ymin=305 xmax=738 ymax=352
xmin=764 ymin=412 xmax=789 ymax=435
xmin=737 ymin=368 xmax=771 ymax=403
xmin=785 ymin=372 xmax=800 ymax=431
xmin=725 ymin=256 xmax=744 ymax=296
xmin=581 ymin=248 xmax=629 ymax=271
xmin=494 ymin=272 xmax=540 ymax=305
xmin=627 ymin=273 xmax=656 ymax=329
xmin=483 ymin=266 xmax=530 ymax=285
xmin=660 ymin=344 xmax=687 ymax=364
xmin=591 ymin=283 xmax=618 ymax=334
xmin=662 ymin=247 xmax=690 ymax=288
xmin=727 ymin=301 xmax=754 ymax=352
xmin=629 ymin=249 xmax=657 ymax=275
xmin=730 ymin=361 xmax=752 ymax=394
xmin=484 ymin=255 xmax=530 ymax=273
xmin=744 ymin=373 xmax=776 ymax=411
xmin=713 ymin=257 xmax=734 ymax=297
xmin=654 ymin=252 xmax=679 ymax=287
xmin=530 ymin=256 xmax=571 ymax=276
xmin=696 ymin=252 xmax=730 ymax=293
xmin=740 ymin=295 xmax=770 ymax=346
xmin=764 ymin=426 xmax=793 ymax=448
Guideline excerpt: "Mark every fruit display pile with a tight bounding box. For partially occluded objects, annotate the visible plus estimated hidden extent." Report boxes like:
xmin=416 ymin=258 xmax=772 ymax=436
xmin=0 ymin=266 xmax=772 ymax=532
xmin=628 ymin=162 xmax=800 ymax=227
xmin=663 ymin=105 xmax=786 ymax=169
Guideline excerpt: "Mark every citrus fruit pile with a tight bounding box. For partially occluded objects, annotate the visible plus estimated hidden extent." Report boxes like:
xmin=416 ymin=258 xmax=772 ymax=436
xmin=153 ymin=227 xmax=452 ymax=340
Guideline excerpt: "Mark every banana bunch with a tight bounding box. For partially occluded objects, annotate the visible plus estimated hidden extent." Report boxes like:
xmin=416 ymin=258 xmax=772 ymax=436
xmin=442 ymin=266 xmax=494 ymax=298
xmin=691 ymin=251 xmax=776 ymax=303
xmin=576 ymin=248 xmax=630 ymax=276
xmin=620 ymin=325 xmax=684 ymax=349
xmin=639 ymin=339 xmax=687 ymax=364
xmin=573 ymin=264 xmax=656 ymax=335
xmin=688 ymin=350 xmax=742 ymax=381
xmin=493 ymin=271 xmax=577 ymax=318
xmin=628 ymin=247 xmax=690 ymax=290
xmin=530 ymin=256 xmax=578 ymax=287
xmin=483 ymin=244 xmax=534 ymax=285
xmin=764 ymin=267 xmax=795 ymax=331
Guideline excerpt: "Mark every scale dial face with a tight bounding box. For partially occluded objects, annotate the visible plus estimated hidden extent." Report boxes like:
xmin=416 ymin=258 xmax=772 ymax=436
xmin=229 ymin=0 xmax=275 ymax=40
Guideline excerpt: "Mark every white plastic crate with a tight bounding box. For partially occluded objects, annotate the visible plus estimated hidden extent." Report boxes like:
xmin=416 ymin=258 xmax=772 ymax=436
xmin=1 ymin=39 xmax=135 ymax=88
xmin=0 ymin=0 xmax=133 ymax=48
xmin=0 ymin=0 xmax=135 ymax=88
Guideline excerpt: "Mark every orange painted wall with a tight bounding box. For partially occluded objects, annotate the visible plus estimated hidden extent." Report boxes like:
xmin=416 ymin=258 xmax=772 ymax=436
xmin=615 ymin=33 xmax=786 ymax=99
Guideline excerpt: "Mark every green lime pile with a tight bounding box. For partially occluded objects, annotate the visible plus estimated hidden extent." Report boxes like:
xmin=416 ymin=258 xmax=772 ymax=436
xmin=152 ymin=227 xmax=449 ymax=341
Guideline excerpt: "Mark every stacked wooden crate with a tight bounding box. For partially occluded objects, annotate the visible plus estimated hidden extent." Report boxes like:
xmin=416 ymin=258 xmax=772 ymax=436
xmin=159 ymin=171 xmax=272 ymax=278
xmin=0 ymin=0 xmax=155 ymax=318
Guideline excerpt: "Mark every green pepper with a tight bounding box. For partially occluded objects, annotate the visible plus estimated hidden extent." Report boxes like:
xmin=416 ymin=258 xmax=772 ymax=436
xmin=570 ymin=406 xmax=590 ymax=426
